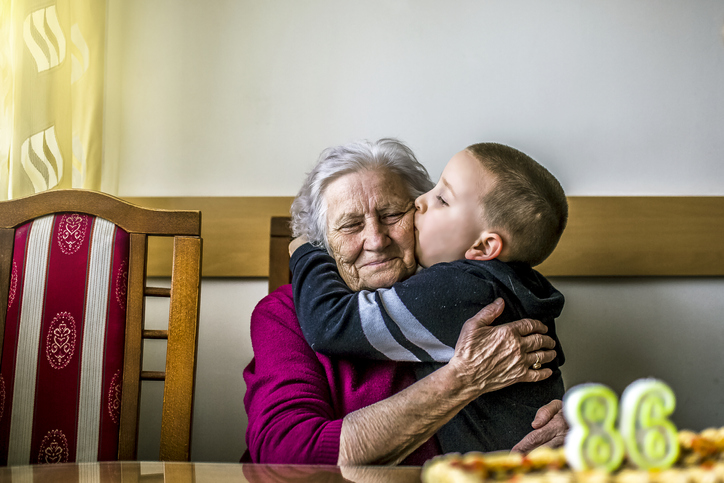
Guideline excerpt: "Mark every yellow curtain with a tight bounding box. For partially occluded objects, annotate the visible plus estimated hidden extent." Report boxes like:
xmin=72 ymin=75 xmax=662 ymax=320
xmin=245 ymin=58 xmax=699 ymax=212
xmin=0 ymin=0 xmax=107 ymax=200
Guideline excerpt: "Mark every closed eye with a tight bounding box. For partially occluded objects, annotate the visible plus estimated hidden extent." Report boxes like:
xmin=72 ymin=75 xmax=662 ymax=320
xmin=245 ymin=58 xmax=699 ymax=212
xmin=338 ymin=221 xmax=363 ymax=233
xmin=436 ymin=195 xmax=448 ymax=206
xmin=381 ymin=212 xmax=406 ymax=225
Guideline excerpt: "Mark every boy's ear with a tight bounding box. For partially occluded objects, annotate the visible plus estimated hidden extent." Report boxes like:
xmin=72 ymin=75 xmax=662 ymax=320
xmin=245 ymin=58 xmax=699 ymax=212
xmin=465 ymin=232 xmax=503 ymax=261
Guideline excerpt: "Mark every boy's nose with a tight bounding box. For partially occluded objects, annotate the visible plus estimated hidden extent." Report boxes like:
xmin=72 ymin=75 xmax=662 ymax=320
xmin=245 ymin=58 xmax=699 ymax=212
xmin=414 ymin=194 xmax=426 ymax=213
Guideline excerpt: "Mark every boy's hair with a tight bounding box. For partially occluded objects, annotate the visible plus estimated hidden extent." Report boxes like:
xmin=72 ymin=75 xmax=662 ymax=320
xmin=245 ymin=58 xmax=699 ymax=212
xmin=466 ymin=143 xmax=568 ymax=267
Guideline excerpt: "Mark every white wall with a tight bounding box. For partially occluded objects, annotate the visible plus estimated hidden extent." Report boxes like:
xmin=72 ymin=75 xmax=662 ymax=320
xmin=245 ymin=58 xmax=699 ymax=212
xmin=105 ymin=1 xmax=724 ymax=462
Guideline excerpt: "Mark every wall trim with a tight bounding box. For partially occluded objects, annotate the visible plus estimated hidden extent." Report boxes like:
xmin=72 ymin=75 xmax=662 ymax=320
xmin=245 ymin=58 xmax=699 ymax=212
xmin=123 ymin=196 xmax=724 ymax=278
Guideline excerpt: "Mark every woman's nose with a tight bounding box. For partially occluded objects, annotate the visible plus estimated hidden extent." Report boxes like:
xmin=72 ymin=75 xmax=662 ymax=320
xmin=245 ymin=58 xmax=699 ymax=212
xmin=363 ymin=219 xmax=389 ymax=251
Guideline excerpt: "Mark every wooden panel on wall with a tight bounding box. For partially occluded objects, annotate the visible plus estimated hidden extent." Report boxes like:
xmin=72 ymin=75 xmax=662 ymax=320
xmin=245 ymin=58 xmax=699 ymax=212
xmin=124 ymin=197 xmax=293 ymax=277
xmin=538 ymin=197 xmax=724 ymax=276
xmin=125 ymin=196 xmax=724 ymax=278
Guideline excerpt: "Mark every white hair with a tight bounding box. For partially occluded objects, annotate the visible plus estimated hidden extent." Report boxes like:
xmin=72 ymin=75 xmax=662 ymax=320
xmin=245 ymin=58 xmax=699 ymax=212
xmin=290 ymin=138 xmax=434 ymax=253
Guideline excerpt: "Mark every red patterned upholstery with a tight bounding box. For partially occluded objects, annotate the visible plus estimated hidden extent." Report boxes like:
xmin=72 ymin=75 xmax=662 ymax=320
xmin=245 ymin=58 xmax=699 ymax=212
xmin=0 ymin=213 xmax=129 ymax=465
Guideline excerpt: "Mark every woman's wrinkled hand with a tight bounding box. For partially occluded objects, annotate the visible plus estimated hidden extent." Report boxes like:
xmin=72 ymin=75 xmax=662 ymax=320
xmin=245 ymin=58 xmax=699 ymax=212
xmin=511 ymin=399 xmax=568 ymax=453
xmin=448 ymin=298 xmax=557 ymax=398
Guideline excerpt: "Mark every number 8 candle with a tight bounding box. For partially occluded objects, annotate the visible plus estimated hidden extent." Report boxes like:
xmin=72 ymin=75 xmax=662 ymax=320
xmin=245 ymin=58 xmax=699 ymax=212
xmin=563 ymin=383 xmax=625 ymax=472
xmin=619 ymin=378 xmax=679 ymax=470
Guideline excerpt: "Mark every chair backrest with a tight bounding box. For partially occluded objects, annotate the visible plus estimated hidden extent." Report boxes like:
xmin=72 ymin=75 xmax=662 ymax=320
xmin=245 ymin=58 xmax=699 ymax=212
xmin=0 ymin=190 xmax=202 ymax=464
xmin=268 ymin=217 xmax=292 ymax=294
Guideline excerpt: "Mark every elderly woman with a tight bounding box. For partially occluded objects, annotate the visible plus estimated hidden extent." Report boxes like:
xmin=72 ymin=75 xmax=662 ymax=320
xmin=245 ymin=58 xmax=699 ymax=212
xmin=243 ymin=139 xmax=567 ymax=465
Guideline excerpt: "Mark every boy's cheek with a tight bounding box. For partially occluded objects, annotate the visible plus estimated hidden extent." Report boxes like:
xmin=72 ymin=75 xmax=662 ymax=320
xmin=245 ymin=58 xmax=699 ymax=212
xmin=414 ymin=232 xmax=433 ymax=268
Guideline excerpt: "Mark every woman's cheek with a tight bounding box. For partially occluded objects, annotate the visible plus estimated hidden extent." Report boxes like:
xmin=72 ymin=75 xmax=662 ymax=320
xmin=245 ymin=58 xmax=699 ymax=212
xmin=338 ymin=265 xmax=362 ymax=291
xmin=329 ymin=233 xmax=363 ymax=290
xmin=328 ymin=232 xmax=354 ymax=263
xmin=332 ymin=247 xmax=361 ymax=290
xmin=396 ymin=213 xmax=417 ymax=248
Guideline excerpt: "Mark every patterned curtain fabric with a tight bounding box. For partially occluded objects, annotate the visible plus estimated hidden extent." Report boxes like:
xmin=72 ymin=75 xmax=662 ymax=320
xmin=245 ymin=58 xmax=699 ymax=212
xmin=0 ymin=0 xmax=108 ymax=200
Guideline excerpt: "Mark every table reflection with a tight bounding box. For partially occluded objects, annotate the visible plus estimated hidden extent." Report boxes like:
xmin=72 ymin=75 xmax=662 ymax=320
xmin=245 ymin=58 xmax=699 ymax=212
xmin=0 ymin=462 xmax=423 ymax=483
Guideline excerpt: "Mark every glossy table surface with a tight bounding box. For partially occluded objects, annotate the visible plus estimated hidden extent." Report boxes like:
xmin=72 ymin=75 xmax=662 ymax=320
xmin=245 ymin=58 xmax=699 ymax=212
xmin=0 ymin=461 xmax=423 ymax=482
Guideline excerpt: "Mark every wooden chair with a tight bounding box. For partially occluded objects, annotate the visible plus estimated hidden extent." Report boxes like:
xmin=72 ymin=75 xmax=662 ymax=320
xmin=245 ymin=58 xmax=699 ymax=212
xmin=268 ymin=217 xmax=292 ymax=294
xmin=0 ymin=190 xmax=202 ymax=464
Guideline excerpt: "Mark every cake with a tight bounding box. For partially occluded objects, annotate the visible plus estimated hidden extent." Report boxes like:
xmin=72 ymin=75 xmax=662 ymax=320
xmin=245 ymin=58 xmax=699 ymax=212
xmin=421 ymin=427 xmax=724 ymax=483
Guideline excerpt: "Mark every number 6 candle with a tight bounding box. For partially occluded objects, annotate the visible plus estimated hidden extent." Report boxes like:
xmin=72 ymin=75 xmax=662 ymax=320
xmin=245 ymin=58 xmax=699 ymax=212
xmin=619 ymin=378 xmax=679 ymax=470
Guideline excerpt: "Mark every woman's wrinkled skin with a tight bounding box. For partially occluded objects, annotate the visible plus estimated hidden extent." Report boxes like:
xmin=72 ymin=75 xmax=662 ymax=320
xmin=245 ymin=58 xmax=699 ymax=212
xmin=325 ymin=169 xmax=418 ymax=291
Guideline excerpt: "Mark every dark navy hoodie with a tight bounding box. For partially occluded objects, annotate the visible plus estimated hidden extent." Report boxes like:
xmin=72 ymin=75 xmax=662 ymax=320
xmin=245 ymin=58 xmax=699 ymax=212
xmin=291 ymin=243 xmax=565 ymax=453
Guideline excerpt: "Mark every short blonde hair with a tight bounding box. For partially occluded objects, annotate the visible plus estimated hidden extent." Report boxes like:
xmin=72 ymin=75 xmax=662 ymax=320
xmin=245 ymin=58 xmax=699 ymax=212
xmin=466 ymin=143 xmax=568 ymax=267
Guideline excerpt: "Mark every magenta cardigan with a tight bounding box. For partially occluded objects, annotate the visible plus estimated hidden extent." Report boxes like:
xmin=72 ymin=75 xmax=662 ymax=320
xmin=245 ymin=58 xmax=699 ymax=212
xmin=242 ymin=285 xmax=440 ymax=465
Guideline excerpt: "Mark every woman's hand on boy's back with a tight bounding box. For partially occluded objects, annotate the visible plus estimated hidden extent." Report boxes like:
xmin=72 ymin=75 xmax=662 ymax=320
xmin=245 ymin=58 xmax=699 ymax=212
xmin=448 ymin=298 xmax=558 ymax=401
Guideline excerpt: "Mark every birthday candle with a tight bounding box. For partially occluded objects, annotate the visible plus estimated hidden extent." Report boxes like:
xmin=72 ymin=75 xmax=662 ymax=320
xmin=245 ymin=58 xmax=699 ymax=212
xmin=563 ymin=383 xmax=625 ymax=472
xmin=619 ymin=378 xmax=679 ymax=470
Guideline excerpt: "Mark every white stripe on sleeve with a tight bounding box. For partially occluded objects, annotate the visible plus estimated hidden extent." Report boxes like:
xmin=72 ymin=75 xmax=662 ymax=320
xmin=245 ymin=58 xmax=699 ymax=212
xmin=358 ymin=291 xmax=420 ymax=362
xmin=379 ymin=288 xmax=455 ymax=363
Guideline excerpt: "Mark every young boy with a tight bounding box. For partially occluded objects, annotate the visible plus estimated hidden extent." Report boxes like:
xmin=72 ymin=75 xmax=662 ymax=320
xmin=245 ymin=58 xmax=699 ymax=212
xmin=290 ymin=143 xmax=568 ymax=453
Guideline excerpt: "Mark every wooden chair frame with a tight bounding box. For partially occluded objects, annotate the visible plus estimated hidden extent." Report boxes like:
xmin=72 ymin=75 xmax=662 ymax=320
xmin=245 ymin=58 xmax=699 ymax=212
xmin=0 ymin=189 xmax=202 ymax=461
xmin=268 ymin=217 xmax=292 ymax=294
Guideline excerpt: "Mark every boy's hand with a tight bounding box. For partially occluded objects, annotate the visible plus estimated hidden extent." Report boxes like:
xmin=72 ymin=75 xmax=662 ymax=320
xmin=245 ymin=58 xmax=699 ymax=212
xmin=289 ymin=236 xmax=309 ymax=257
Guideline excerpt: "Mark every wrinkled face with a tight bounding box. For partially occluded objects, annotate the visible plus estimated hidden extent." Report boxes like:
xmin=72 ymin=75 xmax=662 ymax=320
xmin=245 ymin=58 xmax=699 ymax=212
xmin=325 ymin=169 xmax=418 ymax=291
xmin=414 ymin=150 xmax=492 ymax=268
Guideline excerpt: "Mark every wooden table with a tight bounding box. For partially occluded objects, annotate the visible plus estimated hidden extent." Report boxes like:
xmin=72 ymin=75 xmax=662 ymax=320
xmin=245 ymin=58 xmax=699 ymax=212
xmin=0 ymin=461 xmax=423 ymax=482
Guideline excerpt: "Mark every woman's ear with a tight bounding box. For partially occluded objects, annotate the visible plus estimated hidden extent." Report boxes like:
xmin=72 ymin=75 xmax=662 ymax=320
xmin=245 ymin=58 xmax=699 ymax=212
xmin=465 ymin=232 xmax=503 ymax=261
